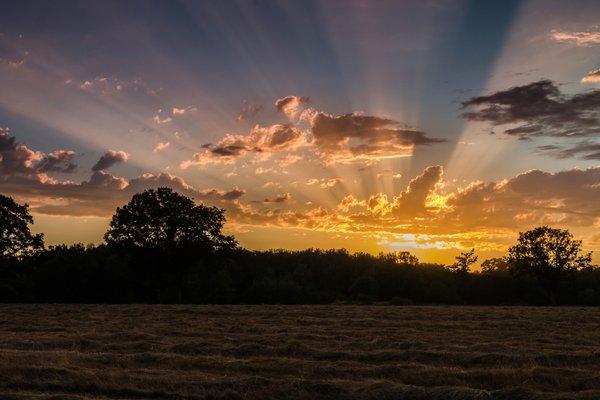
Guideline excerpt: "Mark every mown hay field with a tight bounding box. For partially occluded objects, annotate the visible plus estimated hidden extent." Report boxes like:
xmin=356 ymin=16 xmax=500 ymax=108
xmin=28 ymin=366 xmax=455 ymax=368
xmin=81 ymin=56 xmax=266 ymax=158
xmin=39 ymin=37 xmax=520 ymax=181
xmin=1 ymin=305 xmax=599 ymax=399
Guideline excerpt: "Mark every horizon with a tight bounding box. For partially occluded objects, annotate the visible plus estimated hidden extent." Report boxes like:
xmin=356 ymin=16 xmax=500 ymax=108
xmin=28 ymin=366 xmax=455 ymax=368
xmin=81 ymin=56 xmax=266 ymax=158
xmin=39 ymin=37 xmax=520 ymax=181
xmin=1 ymin=0 xmax=599 ymax=265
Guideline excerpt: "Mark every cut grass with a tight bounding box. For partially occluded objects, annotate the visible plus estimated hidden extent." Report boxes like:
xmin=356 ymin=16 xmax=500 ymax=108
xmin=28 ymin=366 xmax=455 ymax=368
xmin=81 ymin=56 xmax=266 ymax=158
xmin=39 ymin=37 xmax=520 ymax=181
xmin=1 ymin=305 xmax=599 ymax=399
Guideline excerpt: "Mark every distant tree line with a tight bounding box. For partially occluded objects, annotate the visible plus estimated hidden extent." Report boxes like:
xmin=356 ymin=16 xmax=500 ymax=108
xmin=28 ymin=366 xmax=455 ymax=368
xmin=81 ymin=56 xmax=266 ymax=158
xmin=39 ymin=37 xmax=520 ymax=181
xmin=1 ymin=189 xmax=598 ymax=305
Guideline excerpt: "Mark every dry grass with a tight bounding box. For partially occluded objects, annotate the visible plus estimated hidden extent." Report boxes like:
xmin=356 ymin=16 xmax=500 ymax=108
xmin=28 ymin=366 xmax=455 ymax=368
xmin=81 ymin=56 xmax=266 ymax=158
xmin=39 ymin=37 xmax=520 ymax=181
xmin=1 ymin=305 xmax=599 ymax=399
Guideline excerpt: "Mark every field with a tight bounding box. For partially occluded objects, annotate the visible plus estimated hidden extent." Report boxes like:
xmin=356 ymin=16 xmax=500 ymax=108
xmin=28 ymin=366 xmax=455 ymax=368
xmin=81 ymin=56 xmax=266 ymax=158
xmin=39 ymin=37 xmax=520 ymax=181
xmin=1 ymin=306 xmax=600 ymax=399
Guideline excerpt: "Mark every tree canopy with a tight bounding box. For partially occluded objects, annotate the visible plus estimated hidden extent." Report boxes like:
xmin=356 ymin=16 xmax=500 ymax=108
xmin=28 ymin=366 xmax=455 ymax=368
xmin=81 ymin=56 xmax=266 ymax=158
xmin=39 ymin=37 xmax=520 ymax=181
xmin=449 ymin=248 xmax=477 ymax=274
xmin=508 ymin=226 xmax=593 ymax=301
xmin=0 ymin=194 xmax=44 ymax=262
xmin=508 ymin=227 xmax=593 ymax=274
xmin=104 ymin=187 xmax=237 ymax=251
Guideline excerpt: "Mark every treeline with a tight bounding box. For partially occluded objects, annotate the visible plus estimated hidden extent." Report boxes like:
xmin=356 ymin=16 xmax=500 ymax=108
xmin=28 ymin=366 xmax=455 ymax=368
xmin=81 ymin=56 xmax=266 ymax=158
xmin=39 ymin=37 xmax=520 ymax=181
xmin=1 ymin=188 xmax=598 ymax=305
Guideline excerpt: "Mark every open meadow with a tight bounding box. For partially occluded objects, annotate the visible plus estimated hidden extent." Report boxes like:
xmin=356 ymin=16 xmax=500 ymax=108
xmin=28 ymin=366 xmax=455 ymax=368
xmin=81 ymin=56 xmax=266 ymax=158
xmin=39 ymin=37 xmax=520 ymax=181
xmin=1 ymin=305 xmax=600 ymax=399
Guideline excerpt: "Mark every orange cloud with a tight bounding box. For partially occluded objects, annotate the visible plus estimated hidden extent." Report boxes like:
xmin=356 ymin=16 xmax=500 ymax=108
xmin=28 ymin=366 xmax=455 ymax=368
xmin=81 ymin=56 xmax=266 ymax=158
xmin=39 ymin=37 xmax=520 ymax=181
xmin=582 ymin=69 xmax=600 ymax=83
xmin=181 ymin=124 xmax=305 ymax=168
xmin=153 ymin=142 xmax=170 ymax=153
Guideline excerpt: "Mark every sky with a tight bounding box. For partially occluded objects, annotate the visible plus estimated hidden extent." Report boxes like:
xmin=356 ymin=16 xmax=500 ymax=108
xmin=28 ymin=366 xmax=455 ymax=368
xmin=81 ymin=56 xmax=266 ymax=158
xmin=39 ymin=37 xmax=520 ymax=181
xmin=1 ymin=0 xmax=599 ymax=265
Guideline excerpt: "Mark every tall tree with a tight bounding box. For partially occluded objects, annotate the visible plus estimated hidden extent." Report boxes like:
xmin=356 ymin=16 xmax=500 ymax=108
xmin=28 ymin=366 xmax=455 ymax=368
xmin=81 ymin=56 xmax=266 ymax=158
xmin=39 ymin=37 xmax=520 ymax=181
xmin=104 ymin=187 xmax=237 ymax=251
xmin=449 ymin=248 xmax=477 ymax=274
xmin=507 ymin=226 xmax=594 ymax=302
xmin=0 ymin=194 xmax=44 ymax=262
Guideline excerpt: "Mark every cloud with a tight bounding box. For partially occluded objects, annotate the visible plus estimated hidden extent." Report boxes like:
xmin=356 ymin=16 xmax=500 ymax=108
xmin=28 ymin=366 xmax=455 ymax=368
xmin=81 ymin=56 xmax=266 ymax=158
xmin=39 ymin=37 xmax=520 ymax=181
xmin=68 ymin=76 xmax=159 ymax=95
xmin=160 ymin=162 xmax=600 ymax=254
xmin=275 ymin=96 xmax=310 ymax=120
xmin=550 ymin=29 xmax=600 ymax=46
xmin=461 ymin=79 xmax=600 ymax=139
xmin=536 ymin=142 xmax=600 ymax=160
xmin=255 ymin=167 xmax=273 ymax=175
xmin=262 ymin=193 xmax=292 ymax=203
xmin=37 ymin=150 xmax=77 ymax=173
xmin=582 ymin=69 xmax=600 ymax=83
xmin=128 ymin=172 xmax=245 ymax=201
xmin=391 ymin=165 xmax=443 ymax=218
xmin=84 ymin=170 xmax=129 ymax=190
xmin=310 ymin=112 xmax=445 ymax=163
xmin=153 ymin=115 xmax=172 ymax=124
xmin=182 ymin=96 xmax=441 ymax=168
xmin=0 ymin=131 xmax=247 ymax=217
xmin=172 ymin=106 xmax=197 ymax=116
xmin=181 ymin=124 xmax=305 ymax=167
xmin=335 ymin=166 xmax=442 ymax=218
xmin=91 ymin=150 xmax=129 ymax=172
xmin=0 ymin=129 xmax=76 ymax=177
xmin=337 ymin=195 xmax=365 ymax=212
xmin=227 ymin=165 xmax=600 ymax=242
xmin=276 ymin=154 xmax=302 ymax=167
xmin=153 ymin=142 xmax=170 ymax=153
xmin=306 ymin=177 xmax=343 ymax=188
xmin=0 ymin=129 xmax=43 ymax=176
xmin=263 ymin=181 xmax=281 ymax=188
xmin=237 ymin=101 xmax=264 ymax=122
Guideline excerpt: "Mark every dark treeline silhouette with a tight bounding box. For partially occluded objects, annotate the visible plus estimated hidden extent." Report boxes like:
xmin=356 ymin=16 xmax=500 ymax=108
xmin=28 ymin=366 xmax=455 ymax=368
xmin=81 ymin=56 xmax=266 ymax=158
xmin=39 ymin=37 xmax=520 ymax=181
xmin=1 ymin=189 xmax=598 ymax=305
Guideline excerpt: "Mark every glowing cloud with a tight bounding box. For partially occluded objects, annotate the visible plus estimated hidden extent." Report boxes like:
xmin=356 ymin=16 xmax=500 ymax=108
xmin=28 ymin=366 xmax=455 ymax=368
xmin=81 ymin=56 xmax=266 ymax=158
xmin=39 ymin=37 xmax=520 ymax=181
xmin=153 ymin=142 xmax=170 ymax=153
xmin=582 ymin=69 xmax=600 ymax=83
xmin=550 ymin=29 xmax=600 ymax=46
xmin=181 ymin=124 xmax=305 ymax=167
xmin=275 ymin=95 xmax=310 ymax=121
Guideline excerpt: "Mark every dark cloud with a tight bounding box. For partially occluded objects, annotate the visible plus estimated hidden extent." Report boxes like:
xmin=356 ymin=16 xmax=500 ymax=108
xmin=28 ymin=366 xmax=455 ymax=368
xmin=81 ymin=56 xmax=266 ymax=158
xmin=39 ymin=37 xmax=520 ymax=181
xmin=219 ymin=188 xmax=246 ymax=201
xmin=275 ymin=96 xmax=309 ymax=111
xmin=127 ymin=172 xmax=246 ymax=202
xmin=310 ymin=113 xmax=445 ymax=163
xmin=210 ymin=144 xmax=248 ymax=157
xmin=84 ymin=170 xmax=128 ymax=190
xmin=537 ymin=142 xmax=600 ymax=160
xmin=91 ymin=150 xmax=129 ymax=172
xmin=275 ymin=96 xmax=311 ymax=121
xmin=37 ymin=150 xmax=77 ymax=173
xmin=0 ymin=129 xmax=78 ymax=177
xmin=461 ymin=80 xmax=600 ymax=139
xmin=262 ymin=193 xmax=292 ymax=203
xmin=0 ymin=128 xmax=42 ymax=176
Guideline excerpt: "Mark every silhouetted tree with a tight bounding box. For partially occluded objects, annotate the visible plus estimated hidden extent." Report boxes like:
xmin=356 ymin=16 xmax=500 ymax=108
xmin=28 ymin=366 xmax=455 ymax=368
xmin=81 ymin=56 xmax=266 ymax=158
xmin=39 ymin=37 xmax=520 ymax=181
xmin=481 ymin=257 xmax=509 ymax=275
xmin=104 ymin=187 xmax=236 ymax=251
xmin=508 ymin=226 xmax=594 ymax=303
xmin=449 ymin=249 xmax=477 ymax=274
xmin=0 ymin=194 xmax=44 ymax=262
xmin=379 ymin=251 xmax=419 ymax=266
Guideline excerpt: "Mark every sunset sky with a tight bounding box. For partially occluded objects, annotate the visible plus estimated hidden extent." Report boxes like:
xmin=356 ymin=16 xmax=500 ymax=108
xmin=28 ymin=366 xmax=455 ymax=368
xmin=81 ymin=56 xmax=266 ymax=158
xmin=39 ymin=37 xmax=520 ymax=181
xmin=1 ymin=0 xmax=599 ymax=264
